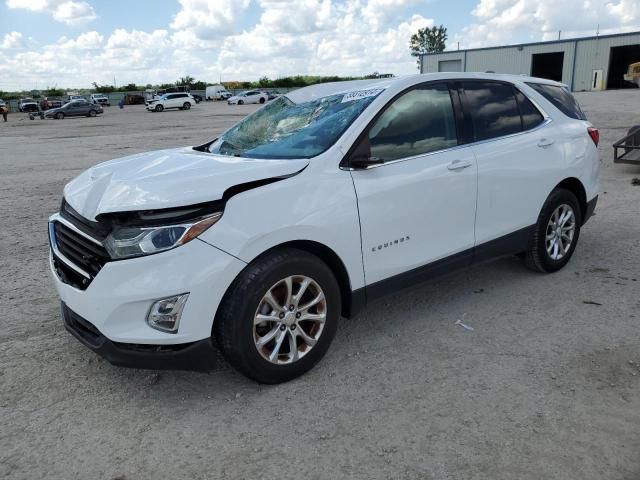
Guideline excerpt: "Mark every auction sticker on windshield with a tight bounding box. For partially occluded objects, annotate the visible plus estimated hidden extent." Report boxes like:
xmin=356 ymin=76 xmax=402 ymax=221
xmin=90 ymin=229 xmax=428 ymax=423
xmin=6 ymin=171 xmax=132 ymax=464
xmin=341 ymin=88 xmax=384 ymax=103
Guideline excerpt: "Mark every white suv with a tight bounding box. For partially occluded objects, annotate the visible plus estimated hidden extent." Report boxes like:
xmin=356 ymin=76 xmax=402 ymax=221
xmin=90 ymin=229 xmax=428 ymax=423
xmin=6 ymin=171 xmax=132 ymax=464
xmin=146 ymin=92 xmax=195 ymax=112
xmin=49 ymin=73 xmax=599 ymax=383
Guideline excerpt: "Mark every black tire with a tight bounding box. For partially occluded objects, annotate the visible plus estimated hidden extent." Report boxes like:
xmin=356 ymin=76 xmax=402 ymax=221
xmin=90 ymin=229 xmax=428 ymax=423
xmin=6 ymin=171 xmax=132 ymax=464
xmin=155 ymin=104 xmax=164 ymax=112
xmin=88 ymin=110 xmax=97 ymax=117
xmin=214 ymin=248 xmax=341 ymax=384
xmin=238 ymin=100 xmax=244 ymax=105
xmin=523 ymin=188 xmax=582 ymax=273
xmin=183 ymin=102 xmax=191 ymax=110
xmin=259 ymin=97 xmax=266 ymax=104
xmin=55 ymin=112 xmax=64 ymax=120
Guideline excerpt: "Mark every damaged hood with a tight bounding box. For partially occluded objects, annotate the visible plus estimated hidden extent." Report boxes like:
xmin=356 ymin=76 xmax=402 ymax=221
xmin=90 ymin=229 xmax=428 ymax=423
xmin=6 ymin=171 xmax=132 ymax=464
xmin=63 ymin=147 xmax=308 ymax=221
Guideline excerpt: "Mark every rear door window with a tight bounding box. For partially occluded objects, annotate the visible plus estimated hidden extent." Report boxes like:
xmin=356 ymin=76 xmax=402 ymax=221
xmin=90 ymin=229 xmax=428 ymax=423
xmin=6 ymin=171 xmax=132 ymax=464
xmin=461 ymin=81 xmax=522 ymax=141
xmin=525 ymin=82 xmax=587 ymax=120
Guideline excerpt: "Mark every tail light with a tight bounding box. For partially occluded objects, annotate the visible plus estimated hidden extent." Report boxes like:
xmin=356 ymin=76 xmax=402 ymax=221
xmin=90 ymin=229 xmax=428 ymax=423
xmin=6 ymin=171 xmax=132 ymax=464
xmin=587 ymin=127 xmax=599 ymax=147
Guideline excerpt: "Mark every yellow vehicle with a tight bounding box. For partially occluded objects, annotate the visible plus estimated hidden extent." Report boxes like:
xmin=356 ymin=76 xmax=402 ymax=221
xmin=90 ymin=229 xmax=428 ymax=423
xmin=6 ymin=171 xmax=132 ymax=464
xmin=623 ymin=61 xmax=640 ymax=87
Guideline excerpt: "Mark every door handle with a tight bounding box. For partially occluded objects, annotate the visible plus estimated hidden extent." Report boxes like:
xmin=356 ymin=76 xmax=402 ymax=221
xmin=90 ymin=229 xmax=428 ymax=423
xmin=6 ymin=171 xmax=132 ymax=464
xmin=447 ymin=159 xmax=472 ymax=171
xmin=538 ymin=138 xmax=555 ymax=148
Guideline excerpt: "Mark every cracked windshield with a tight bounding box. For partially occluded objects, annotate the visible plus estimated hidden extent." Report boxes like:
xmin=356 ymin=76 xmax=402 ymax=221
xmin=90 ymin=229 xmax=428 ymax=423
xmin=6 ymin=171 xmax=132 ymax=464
xmin=208 ymin=89 xmax=384 ymax=159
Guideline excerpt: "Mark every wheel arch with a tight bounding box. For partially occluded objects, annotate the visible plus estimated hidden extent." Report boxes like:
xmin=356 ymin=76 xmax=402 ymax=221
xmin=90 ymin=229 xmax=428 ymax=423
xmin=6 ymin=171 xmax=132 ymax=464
xmin=553 ymin=177 xmax=587 ymax=223
xmin=223 ymin=240 xmax=361 ymax=319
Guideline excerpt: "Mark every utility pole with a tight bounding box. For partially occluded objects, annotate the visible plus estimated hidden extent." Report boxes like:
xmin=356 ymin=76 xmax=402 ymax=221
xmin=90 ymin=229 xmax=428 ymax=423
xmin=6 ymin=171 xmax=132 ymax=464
xmin=558 ymin=30 xmax=561 ymax=40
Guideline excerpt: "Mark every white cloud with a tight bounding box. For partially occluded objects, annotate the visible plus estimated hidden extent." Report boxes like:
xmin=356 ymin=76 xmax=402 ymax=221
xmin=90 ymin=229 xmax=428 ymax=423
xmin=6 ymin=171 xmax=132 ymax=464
xmin=6 ymin=0 xmax=97 ymax=25
xmin=56 ymin=31 xmax=103 ymax=49
xmin=455 ymin=0 xmax=640 ymax=48
xmin=213 ymin=0 xmax=434 ymax=79
xmin=0 ymin=31 xmax=25 ymax=49
xmin=171 ymin=0 xmax=251 ymax=37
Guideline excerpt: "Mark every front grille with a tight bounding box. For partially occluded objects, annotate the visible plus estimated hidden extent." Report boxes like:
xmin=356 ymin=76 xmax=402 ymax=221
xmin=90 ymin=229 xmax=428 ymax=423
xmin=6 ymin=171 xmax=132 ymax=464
xmin=53 ymin=221 xmax=109 ymax=277
xmin=50 ymin=206 xmax=111 ymax=290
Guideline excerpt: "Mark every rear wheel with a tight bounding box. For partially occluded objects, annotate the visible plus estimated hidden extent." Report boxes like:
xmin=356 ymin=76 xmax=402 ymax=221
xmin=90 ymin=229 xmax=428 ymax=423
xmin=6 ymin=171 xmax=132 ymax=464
xmin=155 ymin=104 xmax=164 ymax=112
xmin=55 ymin=112 xmax=64 ymax=120
xmin=523 ymin=188 xmax=582 ymax=273
xmin=215 ymin=248 xmax=340 ymax=384
xmin=183 ymin=102 xmax=191 ymax=110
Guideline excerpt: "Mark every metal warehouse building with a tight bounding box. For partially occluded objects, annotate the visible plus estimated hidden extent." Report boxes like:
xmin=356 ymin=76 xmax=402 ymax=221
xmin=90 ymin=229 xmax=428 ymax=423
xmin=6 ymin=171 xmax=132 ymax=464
xmin=420 ymin=31 xmax=640 ymax=91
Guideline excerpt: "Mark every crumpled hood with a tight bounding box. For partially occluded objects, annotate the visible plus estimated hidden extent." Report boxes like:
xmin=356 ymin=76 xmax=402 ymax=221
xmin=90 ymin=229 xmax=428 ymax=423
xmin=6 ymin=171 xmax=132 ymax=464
xmin=63 ymin=147 xmax=309 ymax=221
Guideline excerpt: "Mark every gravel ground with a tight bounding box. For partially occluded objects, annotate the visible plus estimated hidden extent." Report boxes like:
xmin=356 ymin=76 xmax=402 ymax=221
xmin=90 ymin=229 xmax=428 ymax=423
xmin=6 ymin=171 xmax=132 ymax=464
xmin=1 ymin=92 xmax=639 ymax=480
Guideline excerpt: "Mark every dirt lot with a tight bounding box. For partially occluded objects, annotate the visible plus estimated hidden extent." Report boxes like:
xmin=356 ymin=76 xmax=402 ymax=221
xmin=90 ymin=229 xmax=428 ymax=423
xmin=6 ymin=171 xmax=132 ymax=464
xmin=1 ymin=92 xmax=639 ymax=480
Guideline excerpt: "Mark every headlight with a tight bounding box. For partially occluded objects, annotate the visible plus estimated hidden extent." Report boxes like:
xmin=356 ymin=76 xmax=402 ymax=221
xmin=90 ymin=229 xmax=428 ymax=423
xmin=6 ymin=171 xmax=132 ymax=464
xmin=104 ymin=212 xmax=222 ymax=259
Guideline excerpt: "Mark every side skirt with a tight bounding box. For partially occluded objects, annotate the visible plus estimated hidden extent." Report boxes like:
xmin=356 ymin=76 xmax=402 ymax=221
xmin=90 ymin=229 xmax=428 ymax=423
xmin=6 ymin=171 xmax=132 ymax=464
xmin=350 ymin=225 xmax=534 ymax=315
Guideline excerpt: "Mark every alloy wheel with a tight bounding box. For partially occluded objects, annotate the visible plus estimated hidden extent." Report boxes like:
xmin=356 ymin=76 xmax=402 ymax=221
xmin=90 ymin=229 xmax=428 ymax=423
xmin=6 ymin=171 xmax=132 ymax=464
xmin=545 ymin=204 xmax=576 ymax=260
xmin=253 ymin=275 xmax=327 ymax=365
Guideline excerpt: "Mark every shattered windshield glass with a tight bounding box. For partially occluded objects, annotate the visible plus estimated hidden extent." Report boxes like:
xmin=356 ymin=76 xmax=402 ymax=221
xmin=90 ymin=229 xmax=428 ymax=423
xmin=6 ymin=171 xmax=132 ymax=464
xmin=208 ymin=89 xmax=383 ymax=159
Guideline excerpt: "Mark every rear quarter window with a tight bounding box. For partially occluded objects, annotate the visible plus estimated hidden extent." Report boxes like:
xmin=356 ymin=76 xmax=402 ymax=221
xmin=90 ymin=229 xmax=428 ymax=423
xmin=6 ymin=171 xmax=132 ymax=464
xmin=461 ymin=81 xmax=522 ymax=141
xmin=515 ymin=90 xmax=544 ymax=130
xmin=526 ymin=83 xmax=587 ymax=120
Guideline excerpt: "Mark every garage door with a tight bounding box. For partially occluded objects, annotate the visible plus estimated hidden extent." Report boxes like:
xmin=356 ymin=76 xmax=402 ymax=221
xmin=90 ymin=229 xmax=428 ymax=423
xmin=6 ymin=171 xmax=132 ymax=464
xmin=439 ymin=60 xmax=462 ymax=72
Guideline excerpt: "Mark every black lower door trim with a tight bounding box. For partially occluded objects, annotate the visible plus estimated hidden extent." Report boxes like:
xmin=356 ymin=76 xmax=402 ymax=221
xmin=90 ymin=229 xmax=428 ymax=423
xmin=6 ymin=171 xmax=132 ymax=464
xmin=472 ymin=225 xmax=534 ymax=265
xmin=365 ymin=249 xmax=473 ymax=303
xmin=359 ymin=225 xmax=534 ymax=306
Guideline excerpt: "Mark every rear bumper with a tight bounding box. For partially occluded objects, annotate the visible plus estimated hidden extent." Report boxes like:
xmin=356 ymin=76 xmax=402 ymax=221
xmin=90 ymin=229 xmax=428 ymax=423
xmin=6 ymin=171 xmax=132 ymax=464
xmin=583 ymin=195 xmax=598 ymax=225
xmin=62 ymin=303 xmax=218 ymax=371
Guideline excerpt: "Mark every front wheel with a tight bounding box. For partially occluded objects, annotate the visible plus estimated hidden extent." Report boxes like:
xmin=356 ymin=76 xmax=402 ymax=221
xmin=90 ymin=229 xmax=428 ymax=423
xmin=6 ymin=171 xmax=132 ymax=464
xmin=55 ymin=112 xmax=64 ymax=120
xmin=183 ymin=102 xmax=191 ymax=110
xmin=259 ymin=97 xmax=266 ymax=104
xmin=88 ymin=110 xmax=97 ymax=117
xmin=237 ymin=100 xmax=244 ymax=105
xmin=523 ymin=188 xmax=582 ymax=273
xmin=215 ymin=248 xmax=340 ymax=384
xmin=155 ymin=104 xmax=164 ymax=112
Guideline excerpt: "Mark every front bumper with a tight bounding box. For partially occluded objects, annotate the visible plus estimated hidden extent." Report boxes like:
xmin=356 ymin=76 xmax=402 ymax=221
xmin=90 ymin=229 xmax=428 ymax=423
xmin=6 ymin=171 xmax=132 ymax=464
xmin=62 ymin=302 xmax=218 ymax=371
xmin=50 ymin=234 xmax=246 ymax=346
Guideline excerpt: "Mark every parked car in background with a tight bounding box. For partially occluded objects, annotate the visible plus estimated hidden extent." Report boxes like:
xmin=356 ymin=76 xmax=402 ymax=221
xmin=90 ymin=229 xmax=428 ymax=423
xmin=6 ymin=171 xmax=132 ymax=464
xmin=18 ymin=98 xmax=39 ymax=112
xmin=0 ymin=98 xmax=5 ymax=107
xmin=68 ymin=95 xmax=85 ymax=103
xmin=191 ymin=94 xmax=203 ymax=103
xmin=44 ymin=99 xmax=103 ymax=119
xmin=40 ymin=97 xmax=64 ymax=110
xmin=146 ymin=92 xmax=195 ymax=112
xmin=205 ymin=84 xmax=232 ymax=100
xmin=266 ymin=91 xmax=280 ymax=101
xmin=47 ymin=73 xmax=600 ymax=383
xmin=90 ymin=94 xmax=111 ymax=106
xmin=227 ymin=90 xmax=268 ymax=105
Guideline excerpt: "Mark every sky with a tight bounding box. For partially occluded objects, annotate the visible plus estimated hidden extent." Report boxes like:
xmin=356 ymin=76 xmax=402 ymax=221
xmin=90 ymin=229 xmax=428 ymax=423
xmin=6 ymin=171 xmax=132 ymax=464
xmin=0 ymin=0 xmax=638 ymax=90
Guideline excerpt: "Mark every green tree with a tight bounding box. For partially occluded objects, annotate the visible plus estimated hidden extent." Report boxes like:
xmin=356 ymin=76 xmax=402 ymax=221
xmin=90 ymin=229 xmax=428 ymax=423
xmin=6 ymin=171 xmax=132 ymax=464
xmin=92 ymin=82 xmax=115 ymax=93
xmin=177 ymin=75 xmax=195 ymax=87
xmin=410 ymin=25 xmax=447 ymax=68
xmin=43 ymin=86 xmax=65 ymax=97
xmin=257 ymin=76 xmax=272 ymax=88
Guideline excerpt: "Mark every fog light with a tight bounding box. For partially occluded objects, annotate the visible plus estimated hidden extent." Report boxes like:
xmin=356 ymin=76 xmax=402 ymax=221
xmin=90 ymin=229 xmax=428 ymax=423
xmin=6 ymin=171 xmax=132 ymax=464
xmin=146 ymin=293 xmax=189 ymax=333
